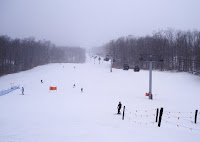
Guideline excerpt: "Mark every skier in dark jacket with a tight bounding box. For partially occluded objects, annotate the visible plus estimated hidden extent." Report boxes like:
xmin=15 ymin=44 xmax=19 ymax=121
xmin=117 ymin=102 xmax=122 ymax=114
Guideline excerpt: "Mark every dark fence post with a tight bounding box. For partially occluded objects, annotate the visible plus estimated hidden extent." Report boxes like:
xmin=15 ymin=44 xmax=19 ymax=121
xmin=195 ymin=110 xmax=198 ymax=124
xmin=156 ymin=108 xmax=159 ymax=122
xmin=122 ymin=106 xmax=125 ymax=120
xmin=158 ymin=107 xmax=163 ymax=127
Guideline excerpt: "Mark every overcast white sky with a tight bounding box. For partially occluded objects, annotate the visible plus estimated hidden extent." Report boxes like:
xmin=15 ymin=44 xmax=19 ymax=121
xmin=0 ymin=0 xmax=200 ymax=48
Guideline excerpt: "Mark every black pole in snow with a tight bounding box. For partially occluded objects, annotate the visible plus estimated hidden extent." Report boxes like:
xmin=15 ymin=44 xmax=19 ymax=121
xmin=122 ymin=106 xmax=125 ymax=120
xmin=156 ymin=108 xmax=159 ymax=122
xmin=158 ymin=107 xmax=163 ymax=127
xmin=195 ymin=110 xmax=198 ymax=124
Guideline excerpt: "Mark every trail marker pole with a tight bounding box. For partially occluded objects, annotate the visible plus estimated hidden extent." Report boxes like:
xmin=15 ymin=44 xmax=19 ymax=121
xmin=195 ymin=110 xmax=198 ymax=124
xmin=156 ymin=108 xmax=159 ymax=122
xmin=122 ymin=106 xmax=125 ymax=120
xmin=158 ymin=107 xmax=163 ymax=127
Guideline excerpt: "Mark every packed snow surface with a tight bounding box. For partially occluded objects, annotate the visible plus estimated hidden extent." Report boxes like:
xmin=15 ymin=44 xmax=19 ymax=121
xmin=0 ymin=58 xmax=200 ymax=142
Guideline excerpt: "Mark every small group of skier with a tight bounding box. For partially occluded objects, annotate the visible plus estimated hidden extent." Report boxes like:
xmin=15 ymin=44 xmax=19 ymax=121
xmin=21 ymin=82 xmax=121 ymax=117
xmin=21 ymin=79 xmax=44 ymax=95
xmin=73 ymin=84 xmax=83 ymax=93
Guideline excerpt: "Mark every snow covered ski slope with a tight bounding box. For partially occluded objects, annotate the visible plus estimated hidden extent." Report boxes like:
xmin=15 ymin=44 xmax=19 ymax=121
xmin=0 ymin=59 xmax=200 ymax=142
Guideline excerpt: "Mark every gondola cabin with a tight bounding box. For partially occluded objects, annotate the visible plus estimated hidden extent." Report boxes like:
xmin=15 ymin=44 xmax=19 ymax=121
xmin=104 ymin=54 xmax=110 ymax=61
xmin=134 ymin=66 xmax=140 ymax=72
xmin=104 ymin=57 xmax=109 ymax=61
xmin=123 ymin=64 xmax=129 ymax=70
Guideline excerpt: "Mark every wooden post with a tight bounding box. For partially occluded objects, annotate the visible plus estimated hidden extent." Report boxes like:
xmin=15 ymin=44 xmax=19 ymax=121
xmin=122 ymin=106 xmax=125 ymax=120
xmin=156 ymin=108 xmax=159 ymax=122
xmin=195 ymin=110 xmax=198 ymax=124
xmin=158 ymin=107 xmax=163 ymax=127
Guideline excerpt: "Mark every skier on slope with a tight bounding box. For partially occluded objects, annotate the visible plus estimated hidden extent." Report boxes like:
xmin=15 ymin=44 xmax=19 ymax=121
xmin=22 ymin=87 xmax=24 ymax=95
xmin=117 ymin=102 xmax=122 ymax=114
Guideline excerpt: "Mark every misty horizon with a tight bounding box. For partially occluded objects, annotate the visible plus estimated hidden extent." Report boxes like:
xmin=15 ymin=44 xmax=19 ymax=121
xmin=1 ymin=0 xmax=200 ymax=48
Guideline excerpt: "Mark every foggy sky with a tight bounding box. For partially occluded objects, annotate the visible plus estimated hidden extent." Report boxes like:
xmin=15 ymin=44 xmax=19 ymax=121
xmin=1 ymin=0 xmax=200 ymax=48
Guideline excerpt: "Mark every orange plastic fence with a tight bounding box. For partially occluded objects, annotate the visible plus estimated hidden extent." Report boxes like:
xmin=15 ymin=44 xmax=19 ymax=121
xmin=49 ymin=86 xmax=57 ymax=90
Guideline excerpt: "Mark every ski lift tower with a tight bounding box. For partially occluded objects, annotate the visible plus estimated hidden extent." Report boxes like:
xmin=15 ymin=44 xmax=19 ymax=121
xmin=97 ymin=54 xmax=102 ymax=64
xmin=110 ymin=55 xmax=113 ymax=72
xmin=94 ymin=56 xmax=97 ymax=64
xmin=105 ymin=53 xmax=112 ymax=72
xmin=140 ymin=54 xmax=163 ymax=100
xmin=98 ymin=56 xmax=101 ymax=64
xmin=109 ymin=54 xmax=116 ymax=72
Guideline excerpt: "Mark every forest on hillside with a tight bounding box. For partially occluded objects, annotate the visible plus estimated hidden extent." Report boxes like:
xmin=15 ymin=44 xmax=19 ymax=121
xmin=99 ymin=29 xmax=200 ymax=75
xmin=0 ymin=35 xmax=86 ymax=76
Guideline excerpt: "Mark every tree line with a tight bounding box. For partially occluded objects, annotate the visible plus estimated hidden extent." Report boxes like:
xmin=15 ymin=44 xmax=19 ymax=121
xmin=100 ymin=29 xmax=200 ymax=75
xmin=0 ymin=35 xmax=86 ymax=76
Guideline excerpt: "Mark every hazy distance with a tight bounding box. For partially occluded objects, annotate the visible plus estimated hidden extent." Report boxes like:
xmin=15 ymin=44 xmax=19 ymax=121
xmin=1 ymin=0 xmax=200 ymax=48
